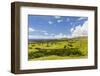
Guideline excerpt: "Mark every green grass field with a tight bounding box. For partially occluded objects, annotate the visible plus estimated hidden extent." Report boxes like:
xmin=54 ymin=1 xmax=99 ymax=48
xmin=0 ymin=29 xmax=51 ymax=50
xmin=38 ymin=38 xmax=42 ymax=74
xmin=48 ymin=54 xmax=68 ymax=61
xmin=28 ymin=36 xmax=88 ymax=61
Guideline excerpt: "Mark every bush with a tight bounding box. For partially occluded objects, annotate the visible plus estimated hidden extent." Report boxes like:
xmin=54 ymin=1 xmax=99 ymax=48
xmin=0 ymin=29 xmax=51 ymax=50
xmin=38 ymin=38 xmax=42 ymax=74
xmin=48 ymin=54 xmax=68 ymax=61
xmin=28 ymin=48 xmax=84 ymax=59
xmin=28 ymin=51 xmax=45 ymax=59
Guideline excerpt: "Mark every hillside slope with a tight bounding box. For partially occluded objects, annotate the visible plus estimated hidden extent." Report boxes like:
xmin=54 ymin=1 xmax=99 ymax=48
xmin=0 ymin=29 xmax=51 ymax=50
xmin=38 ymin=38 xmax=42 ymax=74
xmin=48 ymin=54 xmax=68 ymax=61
xmin=28 ymin=36 xmax=88 ymax=60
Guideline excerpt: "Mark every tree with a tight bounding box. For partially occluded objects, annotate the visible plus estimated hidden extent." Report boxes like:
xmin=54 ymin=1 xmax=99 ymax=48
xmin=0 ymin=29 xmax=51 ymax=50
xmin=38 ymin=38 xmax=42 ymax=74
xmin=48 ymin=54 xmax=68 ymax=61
xmin=64 ymin=45 xmax=67 ymax=49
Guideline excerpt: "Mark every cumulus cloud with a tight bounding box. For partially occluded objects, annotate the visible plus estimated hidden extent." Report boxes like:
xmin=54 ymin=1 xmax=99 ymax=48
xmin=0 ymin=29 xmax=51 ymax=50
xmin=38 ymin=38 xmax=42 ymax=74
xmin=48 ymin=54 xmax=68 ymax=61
xmin=29 ymin=35 xmax=43 ymax=39
xmin=54 ymin=33 xmax=67 ymax=38
xmin=54 ymin=16 xmax=61 ymax=19
xmin=44 ymin=32 xmax=49 ymax=35
xmin=71 ymin=21 xmax=88 ymax=37
xmin=57 ymin=19 xmax=63 ymax=23
xmin=29 ymin=33 xmax=68 ymax=39
xmin=48 ymin=21 xmax=53 ymax=24
xmin=29 ymin=27 xmax=36 ymax=32
xmin=29 ymin=27 xmax=46 ymax=33
xmin=40 ymin=30 xmax=48 ymax=35
xmin=29 ymin=35 xmax=54 ymax=39
xmin=78 ymin=17 xmax=87 ymax=21
xmin=70 ymin=28 xmax=74 ymax=32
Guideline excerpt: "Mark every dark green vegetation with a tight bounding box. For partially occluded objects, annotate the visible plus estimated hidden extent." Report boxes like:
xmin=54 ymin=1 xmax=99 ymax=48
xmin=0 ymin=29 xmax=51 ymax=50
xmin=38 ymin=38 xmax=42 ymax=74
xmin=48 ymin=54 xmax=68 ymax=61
xmin=28 ymin=37 xmax=88 ymax=60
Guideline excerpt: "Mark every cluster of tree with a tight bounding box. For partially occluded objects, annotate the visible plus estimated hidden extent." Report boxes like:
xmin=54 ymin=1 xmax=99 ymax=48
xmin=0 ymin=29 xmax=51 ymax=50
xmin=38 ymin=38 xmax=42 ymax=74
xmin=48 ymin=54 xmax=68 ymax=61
xmin=28 ymin=48 xmax=85 ymax=59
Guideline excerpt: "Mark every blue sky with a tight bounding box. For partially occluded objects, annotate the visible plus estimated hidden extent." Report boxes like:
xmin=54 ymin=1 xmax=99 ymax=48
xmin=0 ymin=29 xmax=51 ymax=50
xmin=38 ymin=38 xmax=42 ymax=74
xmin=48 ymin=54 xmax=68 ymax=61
xmin=28 ymin=15 xmax=88 ymax=39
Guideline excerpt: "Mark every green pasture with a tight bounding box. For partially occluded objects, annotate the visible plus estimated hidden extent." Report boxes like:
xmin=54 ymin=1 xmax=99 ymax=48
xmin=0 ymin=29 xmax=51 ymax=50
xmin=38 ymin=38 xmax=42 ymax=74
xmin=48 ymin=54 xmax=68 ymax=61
xmin=28 ymin=37 xmax=88 ymax=60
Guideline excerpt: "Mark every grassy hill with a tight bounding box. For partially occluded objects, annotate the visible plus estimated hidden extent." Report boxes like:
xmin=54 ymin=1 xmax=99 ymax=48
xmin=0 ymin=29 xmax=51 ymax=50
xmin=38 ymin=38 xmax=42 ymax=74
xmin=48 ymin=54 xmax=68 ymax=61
xmin=28 ymin=36 xmax=88 ymax=60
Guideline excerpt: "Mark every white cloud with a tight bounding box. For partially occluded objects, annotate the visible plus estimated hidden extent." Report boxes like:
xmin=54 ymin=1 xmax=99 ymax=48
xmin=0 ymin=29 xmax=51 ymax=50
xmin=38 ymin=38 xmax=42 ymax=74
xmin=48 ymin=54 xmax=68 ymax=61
xmin=78 ymin=17 xmax=86 ymax=20
xmin=57 ymin=19 xmax=63 ymax=23
xmin=44 ymin=32 xmax=48 ymax=35
xmin=70 ymin=28 xmax=74 ymax=32
xmin=29 ymin=35 xmax=54 ymax=39
xmin=29 ymin=33 xmax=68 ymax=39
xmin=71 ymin=21 xmax=88 ymax=37
xmin=29 ymin=27 xmax=46 ymax=33
xmin=29 ymin=27 xmax=36 ymax=32
xmin=40 ymin=30 xmax=48 ymax=35
xmin=54 ymin=16 xmax=61 ymax=19
xmin=48 ymin=21 xmax=53 ymax=24
xmin=54 ymin=33 xmax=67 ymax=38
xmin=66 ymin=35 xmax=72 ymax=38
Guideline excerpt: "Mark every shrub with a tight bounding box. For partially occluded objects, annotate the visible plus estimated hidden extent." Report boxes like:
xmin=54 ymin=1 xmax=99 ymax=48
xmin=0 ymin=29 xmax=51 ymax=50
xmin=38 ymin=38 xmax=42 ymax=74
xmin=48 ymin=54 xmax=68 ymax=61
xmin=28 ymin=48 xmax=84 ymax=59
xmin=64 ymin=45 xmax=67 ymax=49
